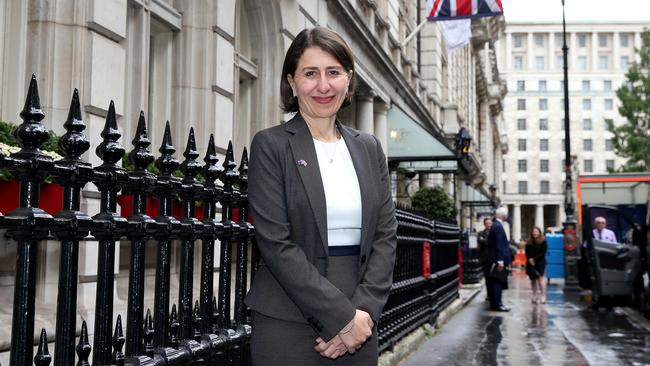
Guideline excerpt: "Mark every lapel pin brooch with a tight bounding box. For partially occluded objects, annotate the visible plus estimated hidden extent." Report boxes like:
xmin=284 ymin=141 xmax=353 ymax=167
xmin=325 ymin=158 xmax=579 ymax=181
xmin=296 ymin=159 xmax=308 ymax=167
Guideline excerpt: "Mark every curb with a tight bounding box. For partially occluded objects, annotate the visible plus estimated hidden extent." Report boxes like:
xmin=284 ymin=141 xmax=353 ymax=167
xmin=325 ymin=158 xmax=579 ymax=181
xmin=378 ymin=284 xmax=483 ymax=366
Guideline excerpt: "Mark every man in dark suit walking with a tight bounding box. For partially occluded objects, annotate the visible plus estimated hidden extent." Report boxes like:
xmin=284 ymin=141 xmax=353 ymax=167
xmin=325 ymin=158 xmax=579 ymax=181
xmin=486 ymin=206 xmax=511 ymax=312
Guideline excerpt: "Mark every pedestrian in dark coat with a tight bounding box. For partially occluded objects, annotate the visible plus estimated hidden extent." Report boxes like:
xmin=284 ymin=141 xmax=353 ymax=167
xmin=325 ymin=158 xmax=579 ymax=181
xmin=525 ymin=226 xmax=548 ymax=304
xmin=486 ymin=206 xmax=511 ymax=312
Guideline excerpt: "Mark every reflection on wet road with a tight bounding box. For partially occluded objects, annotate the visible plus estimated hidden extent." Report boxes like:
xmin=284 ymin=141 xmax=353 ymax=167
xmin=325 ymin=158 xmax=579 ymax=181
xmin=402 ymin=271 xmax=650 ymax=366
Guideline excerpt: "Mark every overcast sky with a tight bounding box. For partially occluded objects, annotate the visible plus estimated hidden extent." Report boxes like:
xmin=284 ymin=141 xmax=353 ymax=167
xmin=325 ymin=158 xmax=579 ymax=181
xmin=502 ymin=0 xmax=650 ymax=23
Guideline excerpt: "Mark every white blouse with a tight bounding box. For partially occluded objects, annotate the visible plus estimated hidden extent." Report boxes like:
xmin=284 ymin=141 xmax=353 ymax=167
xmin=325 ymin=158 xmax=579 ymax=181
xmin=312 ymin=138 xmax=362 ymax=247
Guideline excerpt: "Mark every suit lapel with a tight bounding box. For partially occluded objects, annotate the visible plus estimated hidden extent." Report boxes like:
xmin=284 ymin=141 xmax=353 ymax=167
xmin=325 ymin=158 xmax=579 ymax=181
xmin=286 ymin=115 xmax=329 ymax=254
xmin=338 ymin=122 xmax=373 ymax=252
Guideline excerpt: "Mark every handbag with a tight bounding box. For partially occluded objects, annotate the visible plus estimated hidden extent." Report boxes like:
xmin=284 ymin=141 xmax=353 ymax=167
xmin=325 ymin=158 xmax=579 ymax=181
xmin=489 ymin=263 xmax=509 ymax=284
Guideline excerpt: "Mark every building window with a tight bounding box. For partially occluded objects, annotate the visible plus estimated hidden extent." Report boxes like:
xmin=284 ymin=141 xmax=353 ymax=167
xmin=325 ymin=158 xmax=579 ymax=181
xmin=518 ymin=139 xmax=527 ymax=151
xmin=556 ymin=54 xmax=564 ymax=69
xmin=517 ymin=99 xmax=526 ymax=110
xmin=605 ymin=118 xmax=614 ymax=129
xmin=540 ymin=181 xmax=550 ymax=194
xmin=578 ymin=34 xmax=587 ymax=47
xmin=502 ymin=160 xmax=506 ymax=172
xmin=605 ymin=98 xmax=614 ymax=110
xmin=540 ymin=139 xmax=549 ymax=151
xmin=536 ymin=56 xmax=545 ymax=70
xmin=583 ymin=99 xmax=592 ymax=110
xmin=518 ymin=159 xmax=527 ymax=172
xmin=604 ymin=80 xmax=612 ymax=91
xmin=577 ymin=56 xmax=588 ymax=70
xmin=555 ymin=33 xmax=564 ymax=47
xmin=534 ymin=34 xmax=544 ymax=47
xmin=584 ymin=139 xmax=593 ymax=151
xmin=538 ymin=80 xmax=547 ymax=91
xmin=598 ymin=34 xmax=608 ymax=47
xmin=621 ymin=56 xmax=629 ymax=70
xmin=583 ymin=118 xmax=592 ymax=130
xmin=606 ymin=139 xmax=614 ymax=151
xmin=517 ymin=80 xmax=525 ymax=91
xmin=540 ymin=159 xmax=549 ymax=172
xmin=599 ymin=55 xmax=609 ymax=70
xmin=539 ymin=98 xmax=548 ymax=110
xmin=562 ymin=139 xmax=565 ymax=150
xmin=513 ymin=34 xmax=523 ymax=48
xmin=517 ymin=118 xmax=527 ymax=130
xmin=584 ymin=159 xmax=593 ymax=173
xmin=620 ymin=34 xmax=629 ymax=47
xmin=518 ymin=181 xmax=528 ymax=194
xmin=582 ymin=80 xmax=591 ymax=92
xmin=514 ymin=56 xmax=523 ymax=70
xmin=539 ymin=118 xmax=548 ymax=130
xmin=606 ymin=159 xmax=615 ymax=171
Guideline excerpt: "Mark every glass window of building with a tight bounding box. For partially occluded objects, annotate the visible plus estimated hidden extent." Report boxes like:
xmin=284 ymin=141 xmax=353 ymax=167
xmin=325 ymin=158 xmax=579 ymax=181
xmin=540 ymin=139 xmax=549 ymax=151
xmin=562 ymin=138 xmax=565 ymax=150
xmin=517 ymin=80 xmax=525 ymax=91
xmin=582 ymin=80 xmax=591 ymax=92
xmin=606 ymin=139 xmax=614 ymax=151
xmin=555 ymin=33 xmax=564 ymax=47
xmin=518 ymin=139 xmax=527 ymax=151
xmin=517 ymin=118 xmax=526 ymax=130
xmin=578 ymin=34 xmax=587 ymax=47
xmin=599 ymin=55 xmax=609 ymax=70
xmin=539 ymin=118 xmax=549 ymax=130
xmin=583 ymin=119 xmax=592 ymax=130
xmin=556 ymin=54 xmax=564 ymax=69
xmin=502 ymin=160 xmax=506 ymax=172
xmin=583 ymin=98 xmax=592 ymax=110
xmin=539 ymin=98 xmax=548 ymax=110
xmin=514 ymin=56 xmax=523 ymax=70
xmin=517 ymin=99 xmax=526 ymax=110
xmin=584 ymin=139 xmax=593 ymax=151
xmin=604 ymin=80 xmax=612 ymax=91
xmin=541 ymin=181 xmax=550 ymax=194
xmin=540 ymin=159 xmax=549 ymax=172
xmin=598 ymin=34 xmax=608 ymax=47
xmin=536 ymin=56 xmax=545 ymax=70
xmin=577 ymin=56 xmax=588 ymax=70
xmin=584 ymin=159 xmax=593 ymax=173
xmin=605 ymin=118 xmax=614 ymax=129
xmin=535 ymin=34 xmax=544 ymax=47
xmin=538 ymin=80 xmax=547 ymax=91
xmin=518 ymin=181 xmax=528 ymax=194
xmin=518 ymin=159 xmax=527 ymax=172
xmin=621 ymin=56 xmax=629 ymax=70
xmin=606 ymin=159 xmax=615 ymax=171
xmin=620 ymin=34 xmax=629 ymax=47
xmin=605 ymin=98 xmax=614 ymax=110
xmin=514 ymin=34 xmax=523 ymax=48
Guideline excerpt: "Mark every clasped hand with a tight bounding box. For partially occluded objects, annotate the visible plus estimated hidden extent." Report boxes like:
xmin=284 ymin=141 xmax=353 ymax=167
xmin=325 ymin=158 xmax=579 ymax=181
xmin=314 ymin=309 xmax=373 ymax=359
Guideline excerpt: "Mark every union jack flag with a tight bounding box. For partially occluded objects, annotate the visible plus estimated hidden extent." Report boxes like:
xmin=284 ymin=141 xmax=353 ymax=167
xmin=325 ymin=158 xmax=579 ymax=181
xmin=427 ymin=0 xmax=503 ymax=21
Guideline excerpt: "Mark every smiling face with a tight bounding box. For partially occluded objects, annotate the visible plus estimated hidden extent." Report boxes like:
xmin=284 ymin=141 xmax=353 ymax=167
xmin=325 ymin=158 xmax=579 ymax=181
xmin=532 ymin=227 xmax=541 ymax=239
xmin=287 ymin=47 xmax=351 ymax=121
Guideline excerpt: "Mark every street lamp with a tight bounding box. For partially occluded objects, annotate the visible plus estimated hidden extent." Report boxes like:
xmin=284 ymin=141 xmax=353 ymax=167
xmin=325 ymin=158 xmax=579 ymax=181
xmin=561 ymin=0 xmax=580 ymax=290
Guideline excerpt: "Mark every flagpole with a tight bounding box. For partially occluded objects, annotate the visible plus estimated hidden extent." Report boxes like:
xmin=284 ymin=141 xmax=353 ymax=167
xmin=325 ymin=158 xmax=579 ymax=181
xmin=402 ymin=19 xmax=429 ymax=47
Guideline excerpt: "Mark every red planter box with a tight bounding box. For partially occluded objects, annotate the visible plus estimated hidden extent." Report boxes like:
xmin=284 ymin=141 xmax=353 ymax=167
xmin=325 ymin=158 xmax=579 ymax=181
xmin=0 ymin=180 xmax=63 ymax=215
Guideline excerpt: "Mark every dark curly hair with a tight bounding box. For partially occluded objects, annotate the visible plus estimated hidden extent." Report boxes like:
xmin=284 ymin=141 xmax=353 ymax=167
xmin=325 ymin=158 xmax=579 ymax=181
xmin=280 ymin=27 xmax=356 ymax=113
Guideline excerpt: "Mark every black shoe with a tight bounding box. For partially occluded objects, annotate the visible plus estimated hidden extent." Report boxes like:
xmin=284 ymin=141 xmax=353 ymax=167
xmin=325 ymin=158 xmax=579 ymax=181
xmin=490 ymin=305 xmax=510 ymax=312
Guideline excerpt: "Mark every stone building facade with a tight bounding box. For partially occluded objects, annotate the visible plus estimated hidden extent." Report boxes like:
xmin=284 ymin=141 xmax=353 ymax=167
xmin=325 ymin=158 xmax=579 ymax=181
xmin=496 ymin=21 xmax=648 ymax=242
xmin=0 ymin=0 xmax=506 ymax=355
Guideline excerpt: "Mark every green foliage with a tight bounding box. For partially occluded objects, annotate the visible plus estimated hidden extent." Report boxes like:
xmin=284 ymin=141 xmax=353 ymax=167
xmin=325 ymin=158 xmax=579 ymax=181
xmin=0 ymin=120 xmax=63 ymax=181
xmin=608 ymin=28 xmax=650 ymax=172
xmin=411 ymin=186 xmax=455 ymax=221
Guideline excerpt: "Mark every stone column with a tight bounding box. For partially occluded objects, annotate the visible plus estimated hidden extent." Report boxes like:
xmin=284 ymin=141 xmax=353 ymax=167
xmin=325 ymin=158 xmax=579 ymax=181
xmin=527 ymin=33 xmax=534 ymax=69
xmin=535 ymin=204 xmax=544 ymax=231
xmin=512 ymin=203 xmax=522 ymax=243
xmin=548 ymin=31 xmax=555 ymax=68
xmin=356 ymin=92 xmax=375 ymax=135
xmin=613 ymin=31 xmax=620 ymax=69
xmin=374 ymin=100 xmax=389 ymax=151
xmin=505 ymin=32 xmax=512 ymax=69
xmin=591 ymin=32 xmax=598 ymax=70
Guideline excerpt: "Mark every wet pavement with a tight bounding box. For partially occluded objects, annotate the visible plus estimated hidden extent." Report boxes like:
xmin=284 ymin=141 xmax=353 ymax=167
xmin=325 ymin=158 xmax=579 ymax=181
xmin=402 ymin=270 xmax=650 ymax=366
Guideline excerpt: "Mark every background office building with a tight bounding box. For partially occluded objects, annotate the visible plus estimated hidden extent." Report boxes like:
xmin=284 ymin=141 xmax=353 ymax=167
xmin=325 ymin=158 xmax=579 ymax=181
xmin=497 ymin=21 xmax=648 ymax=242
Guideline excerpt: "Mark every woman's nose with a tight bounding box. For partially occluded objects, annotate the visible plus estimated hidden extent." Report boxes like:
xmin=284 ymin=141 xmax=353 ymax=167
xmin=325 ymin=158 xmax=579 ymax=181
xmin=317 ymin=74 xmax=330 ymax=92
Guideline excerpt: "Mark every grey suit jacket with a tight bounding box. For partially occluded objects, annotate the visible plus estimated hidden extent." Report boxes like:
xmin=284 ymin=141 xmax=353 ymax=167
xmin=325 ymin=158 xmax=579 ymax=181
xmin=245 ymin=113 xmax=397 ymax=341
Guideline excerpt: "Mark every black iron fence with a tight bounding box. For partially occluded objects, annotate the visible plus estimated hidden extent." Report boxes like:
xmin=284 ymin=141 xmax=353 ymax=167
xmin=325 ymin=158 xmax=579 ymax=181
xmin=461 ymin=232 xmax=484 ymax=285
xmin=0 ymin=76 xmax=461 ymax=365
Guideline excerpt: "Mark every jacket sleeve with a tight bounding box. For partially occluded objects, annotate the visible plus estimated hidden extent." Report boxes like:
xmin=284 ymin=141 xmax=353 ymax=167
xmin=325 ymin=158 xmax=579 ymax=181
xmin=248 ymin=131 xmax=356 ymax=341
xmin=350 ymin=136 xmax=397 ymax=325
xmin=497 ymin=225 xmax=510 ymax=263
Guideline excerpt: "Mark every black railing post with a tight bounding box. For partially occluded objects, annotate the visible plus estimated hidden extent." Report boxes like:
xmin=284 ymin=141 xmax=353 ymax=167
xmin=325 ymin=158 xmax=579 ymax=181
xmin=152 ymin=121 xmax=181 ymax=348
xmin=124 ymin=112 xmax=157 ymax=358
xmin=7 ymin=75 xmax=55 ymax=366
xmin=34 ymin=328 xmax=52 ymax=366
xmin=53 ymin=89 xmax=93 ymax=366
xmin=91 ymin=101 xmax=128 ymax=365
xmin=76 ymin=321 xmax=92 ymax=366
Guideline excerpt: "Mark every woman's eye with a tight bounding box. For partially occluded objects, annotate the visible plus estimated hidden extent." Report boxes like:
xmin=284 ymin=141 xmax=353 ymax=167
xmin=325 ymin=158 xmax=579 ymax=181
xmin=304 ymin=71 xmax=316 ymax=78
xmin=328 ymin=70 xmax=341 ymax=76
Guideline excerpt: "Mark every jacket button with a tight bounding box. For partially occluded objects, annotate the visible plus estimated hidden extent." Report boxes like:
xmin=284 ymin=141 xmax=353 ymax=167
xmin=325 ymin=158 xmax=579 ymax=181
xmin=360 ymin=255 xmax=367 ymax=264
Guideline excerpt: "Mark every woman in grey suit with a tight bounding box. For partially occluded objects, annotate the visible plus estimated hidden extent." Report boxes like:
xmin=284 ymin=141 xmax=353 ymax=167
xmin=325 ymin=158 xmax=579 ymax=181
xmin=246 ymin=27 xmax=397 ymax=365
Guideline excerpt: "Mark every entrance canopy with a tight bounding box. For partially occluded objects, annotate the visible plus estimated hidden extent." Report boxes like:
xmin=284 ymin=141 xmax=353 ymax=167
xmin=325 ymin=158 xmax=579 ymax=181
xmin=387 ymin=105 xmax=457 ymax=173
xmin=461 ymin=183 xmax=493 ymax=207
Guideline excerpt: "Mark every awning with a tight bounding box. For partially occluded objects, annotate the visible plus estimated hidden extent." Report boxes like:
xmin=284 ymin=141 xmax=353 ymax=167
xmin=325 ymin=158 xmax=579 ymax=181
xmin=461 ymin=183 xmax=493 ymax=207
xmin=387 ymin=105 xmax=457 ymax=173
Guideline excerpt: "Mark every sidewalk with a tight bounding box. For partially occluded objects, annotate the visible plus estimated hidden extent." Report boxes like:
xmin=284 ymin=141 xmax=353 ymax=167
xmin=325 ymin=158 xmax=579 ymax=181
xmin=378 ymin=282 xmax=483 ymax=366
